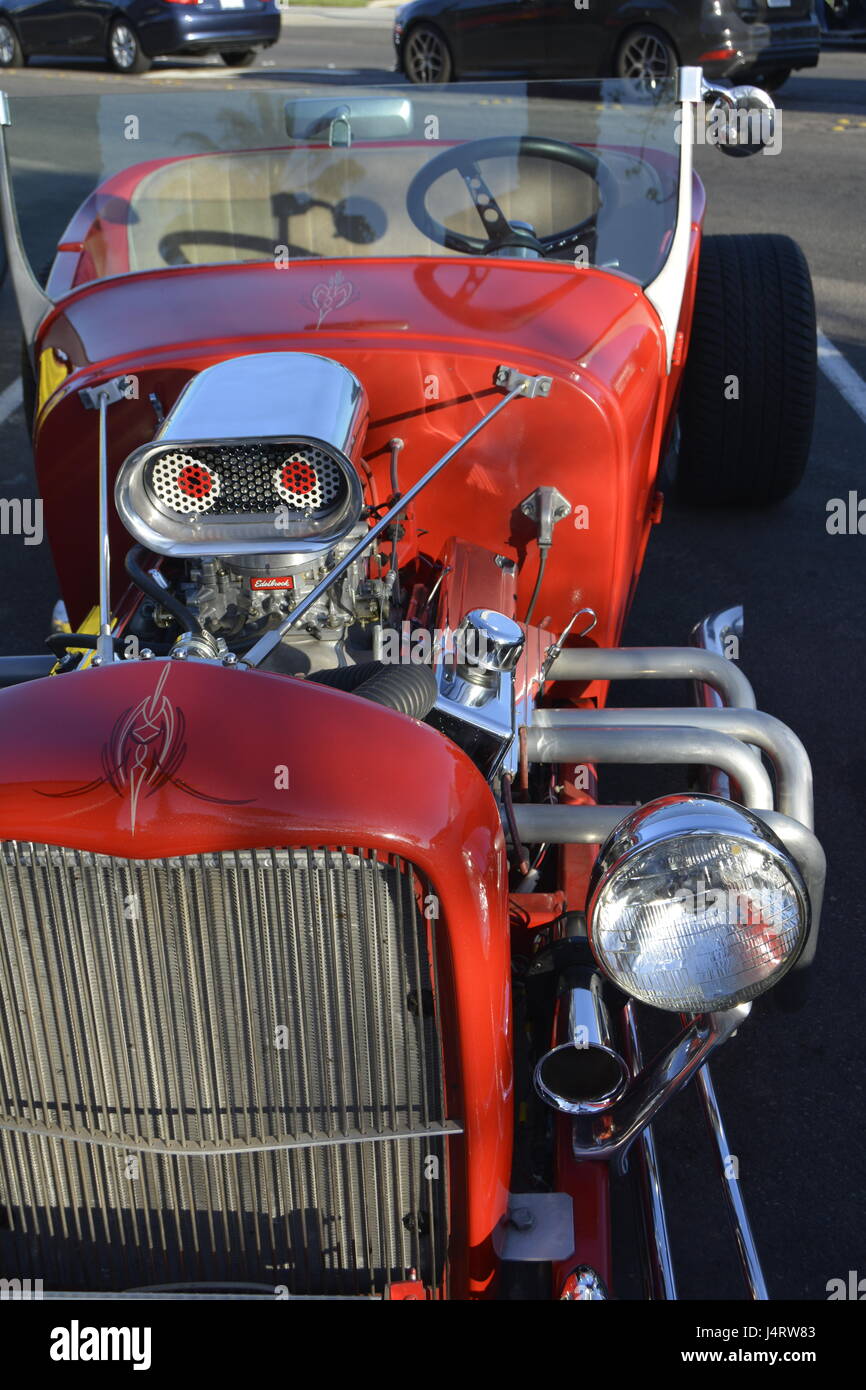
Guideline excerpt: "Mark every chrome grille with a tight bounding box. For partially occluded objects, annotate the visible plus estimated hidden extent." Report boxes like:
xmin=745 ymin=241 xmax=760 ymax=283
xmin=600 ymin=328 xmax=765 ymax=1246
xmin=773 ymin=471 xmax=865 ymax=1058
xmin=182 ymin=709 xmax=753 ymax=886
xmin=0 ymin=844 xmax=452 ymax=1295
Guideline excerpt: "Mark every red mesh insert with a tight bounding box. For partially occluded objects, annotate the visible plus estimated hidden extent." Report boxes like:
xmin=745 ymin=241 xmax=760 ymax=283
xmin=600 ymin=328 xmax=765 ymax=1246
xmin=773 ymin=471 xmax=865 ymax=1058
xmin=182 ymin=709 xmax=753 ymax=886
xmin=280 ymin=461 xmax=317 ymax=497
xmin=177 ymin=464 xmax=214 ymax=499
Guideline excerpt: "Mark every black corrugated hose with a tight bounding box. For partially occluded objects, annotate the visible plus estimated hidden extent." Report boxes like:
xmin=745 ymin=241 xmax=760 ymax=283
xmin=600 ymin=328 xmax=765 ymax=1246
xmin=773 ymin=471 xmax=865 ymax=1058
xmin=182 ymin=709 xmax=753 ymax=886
xmin=125 ymin=544 xmax=205 ymax=636
xmin=308 ymin=660 xmax=438 ymax=720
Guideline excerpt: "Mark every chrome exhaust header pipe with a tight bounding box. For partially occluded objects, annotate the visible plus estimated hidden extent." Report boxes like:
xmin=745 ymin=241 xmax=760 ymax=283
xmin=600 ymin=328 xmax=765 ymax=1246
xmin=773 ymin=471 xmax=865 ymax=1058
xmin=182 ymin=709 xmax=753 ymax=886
xmin=534 ymin=969 xmax=628 ymax=1115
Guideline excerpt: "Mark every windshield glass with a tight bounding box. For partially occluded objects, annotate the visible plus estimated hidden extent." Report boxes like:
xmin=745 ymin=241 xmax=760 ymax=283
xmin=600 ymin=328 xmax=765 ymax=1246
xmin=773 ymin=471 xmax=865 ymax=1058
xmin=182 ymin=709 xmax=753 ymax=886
xmin=6 ymin=80 xmax=680 ymax=291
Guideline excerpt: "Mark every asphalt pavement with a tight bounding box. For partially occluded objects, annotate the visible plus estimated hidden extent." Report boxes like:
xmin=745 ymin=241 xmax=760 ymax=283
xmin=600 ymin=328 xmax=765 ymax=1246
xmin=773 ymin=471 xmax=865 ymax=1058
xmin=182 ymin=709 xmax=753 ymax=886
xmin=0 ymin=29 xmax=864 ymax=1301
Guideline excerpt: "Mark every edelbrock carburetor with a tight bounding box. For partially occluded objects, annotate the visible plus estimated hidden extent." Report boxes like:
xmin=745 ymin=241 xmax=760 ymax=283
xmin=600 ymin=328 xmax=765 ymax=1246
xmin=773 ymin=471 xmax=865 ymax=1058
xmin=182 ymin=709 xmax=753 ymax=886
xmin=114 ymin=350 xmax=384 ymax=645
xmin=183 ymin=529 xmax=375 ymax=645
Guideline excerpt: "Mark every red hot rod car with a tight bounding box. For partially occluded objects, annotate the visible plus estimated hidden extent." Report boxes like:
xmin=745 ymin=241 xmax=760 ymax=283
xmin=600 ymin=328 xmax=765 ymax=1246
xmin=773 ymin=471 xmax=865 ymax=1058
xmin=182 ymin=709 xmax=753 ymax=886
xmin=0 ymin=72 xmax=823 ymax=1300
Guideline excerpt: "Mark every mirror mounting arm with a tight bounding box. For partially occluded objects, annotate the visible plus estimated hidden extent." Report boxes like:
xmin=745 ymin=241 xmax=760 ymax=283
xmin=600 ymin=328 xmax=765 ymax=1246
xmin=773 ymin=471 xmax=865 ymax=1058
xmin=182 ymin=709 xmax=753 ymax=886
xmin=0 ymin=91 xmax=55 ymax=364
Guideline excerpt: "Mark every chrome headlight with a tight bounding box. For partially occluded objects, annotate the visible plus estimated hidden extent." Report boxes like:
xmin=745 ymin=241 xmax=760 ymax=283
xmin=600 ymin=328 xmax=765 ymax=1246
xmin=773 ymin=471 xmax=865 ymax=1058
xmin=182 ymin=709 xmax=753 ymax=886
xmin=586 ymin=796 xmax=809 ymax=1013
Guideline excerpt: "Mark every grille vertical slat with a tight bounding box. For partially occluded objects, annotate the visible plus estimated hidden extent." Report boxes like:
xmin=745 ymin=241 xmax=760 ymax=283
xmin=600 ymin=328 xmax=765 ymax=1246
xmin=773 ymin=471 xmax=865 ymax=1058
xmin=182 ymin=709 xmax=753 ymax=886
xmin=337 ymin=849 xmax=375 ymax=1290
xmin=13 ymin=846 xmax=69 ymax=1245
xmin=143 ymin=859 xmax=189 ymax=1255
xmin=61 ymin=856 xmax=108 ymax=1261
xmin=370 ymin=856 xmax=400 ymax=1135
xmin=407 ymin=865 xmax=430 ymax=1131
xmin=0 ymin=844 xmax=451 ymax=1294
xmin=395 ymin=859 xmax=416 ymax=1132
xmin=354 ymin=852 xmax=384 ymax=1139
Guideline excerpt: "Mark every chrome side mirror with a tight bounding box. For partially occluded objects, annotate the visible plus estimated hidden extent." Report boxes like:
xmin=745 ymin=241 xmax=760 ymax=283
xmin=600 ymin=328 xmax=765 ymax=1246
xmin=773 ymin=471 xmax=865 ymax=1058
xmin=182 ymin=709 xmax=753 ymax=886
xmin=701 ymin=79 xmax=777 ymax=158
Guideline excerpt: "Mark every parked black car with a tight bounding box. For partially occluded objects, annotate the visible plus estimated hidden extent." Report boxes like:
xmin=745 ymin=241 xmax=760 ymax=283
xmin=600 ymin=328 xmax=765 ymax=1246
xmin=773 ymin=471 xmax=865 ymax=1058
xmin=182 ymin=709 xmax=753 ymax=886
xmin=0 ymin=0 xmax=280 ymax=74
xmin=818 ymin=0 xmax=866 ymax=39
xmin=394 ymin=0 xmax=821 ymax=89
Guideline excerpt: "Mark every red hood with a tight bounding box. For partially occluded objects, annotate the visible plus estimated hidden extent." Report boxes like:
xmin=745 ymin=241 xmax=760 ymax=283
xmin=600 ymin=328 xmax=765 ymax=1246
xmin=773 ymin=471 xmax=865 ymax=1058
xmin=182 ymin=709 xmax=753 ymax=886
xmin=35 ymin=258 xmax=668 ymax=644
xmin=0 ymin=659 xmax=501 ymax=865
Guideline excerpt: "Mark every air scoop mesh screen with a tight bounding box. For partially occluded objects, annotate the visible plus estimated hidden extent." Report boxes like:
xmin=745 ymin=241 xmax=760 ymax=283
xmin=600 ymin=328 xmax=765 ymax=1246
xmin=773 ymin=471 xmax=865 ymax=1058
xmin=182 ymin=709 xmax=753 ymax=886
xmin=147 ymin=442 xmax=347 ymax=518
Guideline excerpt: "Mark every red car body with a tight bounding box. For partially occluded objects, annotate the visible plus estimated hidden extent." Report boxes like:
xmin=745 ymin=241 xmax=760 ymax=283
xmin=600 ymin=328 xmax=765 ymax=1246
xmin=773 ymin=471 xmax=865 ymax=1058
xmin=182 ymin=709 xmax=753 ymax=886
xmin=0 ymin=79 xmax=820 ymax=1300
xmin=16 ymin=149 xmax=702 ymax=1291
xmin=37 ymin=241 xmax=701 ymax=636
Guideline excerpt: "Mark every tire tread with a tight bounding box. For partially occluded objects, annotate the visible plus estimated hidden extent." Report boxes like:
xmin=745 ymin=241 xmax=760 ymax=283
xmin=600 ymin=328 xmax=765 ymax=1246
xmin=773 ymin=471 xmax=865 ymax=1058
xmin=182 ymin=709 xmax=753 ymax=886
xmin=677 ymin=233 xmax=816 ymax=506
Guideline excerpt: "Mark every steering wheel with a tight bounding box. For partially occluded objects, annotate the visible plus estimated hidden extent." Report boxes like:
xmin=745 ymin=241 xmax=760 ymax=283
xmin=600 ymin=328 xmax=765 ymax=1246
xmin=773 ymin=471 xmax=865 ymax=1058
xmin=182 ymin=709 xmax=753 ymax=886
xmin=406 ymin=135 xmax=619 ymax=257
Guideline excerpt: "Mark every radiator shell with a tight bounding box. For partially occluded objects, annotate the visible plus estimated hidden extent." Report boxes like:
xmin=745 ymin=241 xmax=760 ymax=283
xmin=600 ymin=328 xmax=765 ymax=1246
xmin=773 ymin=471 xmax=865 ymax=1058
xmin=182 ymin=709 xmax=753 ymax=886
xmin=0 ymin=660 xmax=510 ymax=1297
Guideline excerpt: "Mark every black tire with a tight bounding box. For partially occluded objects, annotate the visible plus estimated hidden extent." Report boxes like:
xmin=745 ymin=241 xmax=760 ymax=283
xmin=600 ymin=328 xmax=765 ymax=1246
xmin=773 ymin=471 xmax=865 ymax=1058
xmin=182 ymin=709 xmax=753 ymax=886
xmin=402 ymin=23 xmax=454 ymax=85
xmin=615 ymin=25 xmax=677 ymax=92
xmin=220 ymin=49 xmax=257 ymax=68
xmin=107 ymin=18 xmax=151 ymax=74
xmin=677 ymin=234 xmax=816 ymax=506
xmin=0 ymin=17 xmax=25 ymax=67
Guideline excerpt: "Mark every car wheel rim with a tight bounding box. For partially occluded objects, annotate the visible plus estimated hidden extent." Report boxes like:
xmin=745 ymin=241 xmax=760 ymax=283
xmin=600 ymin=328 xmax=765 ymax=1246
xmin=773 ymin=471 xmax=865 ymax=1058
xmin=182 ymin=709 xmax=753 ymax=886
xmin=620 ymin=34 xmax=671 ymax=92
xmin=0 ymin=24 xmax=14 ymax=65
xmin=405 ymin=30 xmax=445 ymax=83
xmin=111 ymin=24 xmax=136 ymax=69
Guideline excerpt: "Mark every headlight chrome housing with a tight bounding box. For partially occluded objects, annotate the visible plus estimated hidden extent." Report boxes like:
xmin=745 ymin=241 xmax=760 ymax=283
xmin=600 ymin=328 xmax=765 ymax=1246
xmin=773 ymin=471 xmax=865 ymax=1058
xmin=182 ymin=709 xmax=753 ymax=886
xmin=586 ymin=795 xmax=809 ymax=1013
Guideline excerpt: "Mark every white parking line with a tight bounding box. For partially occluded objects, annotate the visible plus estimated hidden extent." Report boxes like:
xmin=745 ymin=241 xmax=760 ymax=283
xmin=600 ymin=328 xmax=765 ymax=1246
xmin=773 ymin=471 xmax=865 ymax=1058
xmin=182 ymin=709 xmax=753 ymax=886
xmin=141 ymin=66 xmax=244 ymax=80
xmin=817 ymin=331 xmax=866 ymax=429
xmin=0 ymin=377 xmax=23 ymax=427
xmin=140 ymin=64 xmax=366 ymax=79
